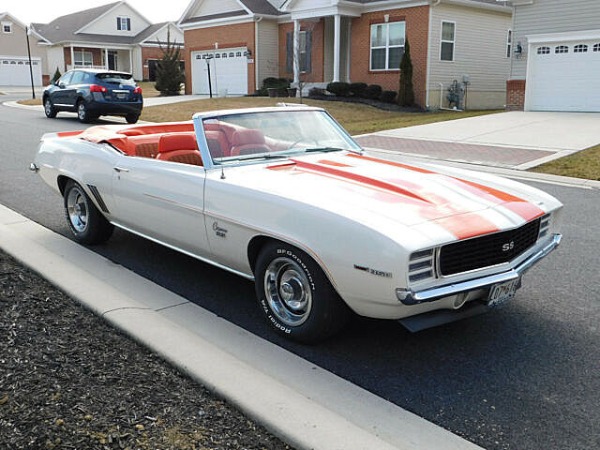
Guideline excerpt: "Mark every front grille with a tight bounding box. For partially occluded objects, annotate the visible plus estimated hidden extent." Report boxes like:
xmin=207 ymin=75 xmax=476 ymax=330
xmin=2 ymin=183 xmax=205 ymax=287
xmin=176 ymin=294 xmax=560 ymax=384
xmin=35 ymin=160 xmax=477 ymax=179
xmin=439 ymin=218 xmax=541 ymax=276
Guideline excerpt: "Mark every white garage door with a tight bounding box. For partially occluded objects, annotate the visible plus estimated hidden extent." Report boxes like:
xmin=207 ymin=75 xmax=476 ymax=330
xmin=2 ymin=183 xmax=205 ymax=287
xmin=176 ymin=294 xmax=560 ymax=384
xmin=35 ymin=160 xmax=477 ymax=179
xmin=0 ymin=56 xmax=43 ymax=86
xmin=192 ymin=48 xmax=248 ymax=96
xmin=525 ymin=36 xmax=600 ymax=112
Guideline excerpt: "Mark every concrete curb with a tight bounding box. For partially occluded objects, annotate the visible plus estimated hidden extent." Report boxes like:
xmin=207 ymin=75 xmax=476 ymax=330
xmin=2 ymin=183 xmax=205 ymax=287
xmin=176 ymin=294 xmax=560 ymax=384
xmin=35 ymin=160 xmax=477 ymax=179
xmin=0 ymin=204 xmax=483 ymax=450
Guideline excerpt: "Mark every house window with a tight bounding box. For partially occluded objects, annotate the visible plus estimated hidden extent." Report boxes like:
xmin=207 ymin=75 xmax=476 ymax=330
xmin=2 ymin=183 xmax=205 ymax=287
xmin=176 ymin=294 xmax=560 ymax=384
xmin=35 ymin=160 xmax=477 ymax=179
xmin=506 ymin=30 xmax=512 ymax=58
xmin=370 ymin=21 xmax=405 ymax=71
xmin=594 ymin=43 xmax=600 ymax=52
xmin=555 ymin=45 xmax=569 ymax=54
xmin=574 ymin=44 xmax=588 ymax=53
xmin=441 ymin=21 xmax=455 ymax=61
xmin=286 ymin=31 xmax=313 ymax=73
xmin=2 ymin=22 xmax=12 ymax=33
xmin=537 ymin=46 xmax=550 ymax=55
xmin=117 ymin=17 xmax=131 ymax=31
xmin=74 ymin=50 xmax=93 ymax=67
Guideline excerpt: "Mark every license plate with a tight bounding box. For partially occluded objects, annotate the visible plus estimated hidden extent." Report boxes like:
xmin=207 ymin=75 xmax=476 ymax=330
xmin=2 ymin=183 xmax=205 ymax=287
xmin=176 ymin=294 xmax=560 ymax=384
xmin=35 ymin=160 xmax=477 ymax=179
xmin=116 ymin=93 xmax=127 ymax=100
xmin=488 ymin=278 xmax=520 ymax=308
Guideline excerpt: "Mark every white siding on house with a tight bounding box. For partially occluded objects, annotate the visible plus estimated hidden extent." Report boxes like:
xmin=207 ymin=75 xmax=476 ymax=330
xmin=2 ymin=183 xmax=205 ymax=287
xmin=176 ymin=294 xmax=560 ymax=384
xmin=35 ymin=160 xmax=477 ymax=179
xmin=46 ymin=47 xmax=65 ymax=78
xmin=79 ymin=4 xmax=150 ymax=37
xmin=510 ymin=0 xmax=600 ymax=79
xmin=428 ymin=3 xmax=512 ymax=109
xmin=188 ymin=0 xmax=244 ymax=18
xmin=256 ymin=19 xmax=279 ymax=90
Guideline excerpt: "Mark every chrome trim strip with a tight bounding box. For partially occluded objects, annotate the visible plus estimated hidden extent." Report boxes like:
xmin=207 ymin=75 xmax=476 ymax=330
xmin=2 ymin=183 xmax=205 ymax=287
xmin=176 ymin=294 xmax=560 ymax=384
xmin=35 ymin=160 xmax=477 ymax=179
xmin=397 ymin=233 xmax=562 ymax=305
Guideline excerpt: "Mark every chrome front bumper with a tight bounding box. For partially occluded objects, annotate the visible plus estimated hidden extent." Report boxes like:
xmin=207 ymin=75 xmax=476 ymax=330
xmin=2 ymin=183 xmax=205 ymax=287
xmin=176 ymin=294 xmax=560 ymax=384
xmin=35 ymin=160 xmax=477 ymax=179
xmin=397 ymin=233 xmax=562 ymax=306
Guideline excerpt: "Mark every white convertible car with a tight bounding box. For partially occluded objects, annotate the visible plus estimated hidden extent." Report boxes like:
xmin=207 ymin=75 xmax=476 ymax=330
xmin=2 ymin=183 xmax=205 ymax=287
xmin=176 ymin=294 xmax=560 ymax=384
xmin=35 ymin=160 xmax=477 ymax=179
xmin=31 ymin=106 xmax=562 ymax=342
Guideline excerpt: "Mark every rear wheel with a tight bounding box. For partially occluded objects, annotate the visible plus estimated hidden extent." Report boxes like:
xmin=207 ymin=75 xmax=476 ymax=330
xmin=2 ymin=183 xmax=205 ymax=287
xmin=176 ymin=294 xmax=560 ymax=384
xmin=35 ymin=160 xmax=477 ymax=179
xmin=63 ymin=180 xmax=113 ymax=245
xmin=254 ymin=242 xmax=350 ymax=343
xmin=126 ymin=113 xmax=140 ymax=124
xmin=77 ymin=100 xmax=92 ymax=123
xmin=44 ymin=97 xmax=57 ymax=118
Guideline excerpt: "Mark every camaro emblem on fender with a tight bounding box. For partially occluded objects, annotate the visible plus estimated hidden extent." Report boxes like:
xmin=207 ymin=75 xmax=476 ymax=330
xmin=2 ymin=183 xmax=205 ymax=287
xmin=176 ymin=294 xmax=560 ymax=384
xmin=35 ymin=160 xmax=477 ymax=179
xmin=502 ymin=241 xmax=515 ymax=252
xmin=213 ymin=222 xmax=228 ymax=238
xmin=354 ymin=264 xmax=393 ymax=278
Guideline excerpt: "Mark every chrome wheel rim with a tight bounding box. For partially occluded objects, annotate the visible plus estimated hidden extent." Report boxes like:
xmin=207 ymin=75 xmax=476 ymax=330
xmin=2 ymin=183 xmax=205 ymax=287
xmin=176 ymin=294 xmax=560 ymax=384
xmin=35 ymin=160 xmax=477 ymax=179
xmin=44 ymin=100 xmax=52 ymax=115
xmin=77 ymin=103 xmax=86 ymax=120
xmin=264 ymin=257 xmax=312 ymax=327
xmin=66 ymin=186 xmax=88 ymax=233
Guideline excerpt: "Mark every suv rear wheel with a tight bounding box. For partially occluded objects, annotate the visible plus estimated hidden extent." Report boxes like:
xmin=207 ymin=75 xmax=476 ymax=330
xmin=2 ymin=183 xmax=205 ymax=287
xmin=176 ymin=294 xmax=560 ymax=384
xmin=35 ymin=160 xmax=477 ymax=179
xmin=77 ymin=100 xmax=92 ymax=123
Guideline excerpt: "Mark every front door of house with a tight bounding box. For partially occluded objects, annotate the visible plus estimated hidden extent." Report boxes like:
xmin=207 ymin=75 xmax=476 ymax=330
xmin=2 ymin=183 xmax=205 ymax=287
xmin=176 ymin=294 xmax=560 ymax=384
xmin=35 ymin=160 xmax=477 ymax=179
xmin=108 ymin=51 xmax=118 ymax=70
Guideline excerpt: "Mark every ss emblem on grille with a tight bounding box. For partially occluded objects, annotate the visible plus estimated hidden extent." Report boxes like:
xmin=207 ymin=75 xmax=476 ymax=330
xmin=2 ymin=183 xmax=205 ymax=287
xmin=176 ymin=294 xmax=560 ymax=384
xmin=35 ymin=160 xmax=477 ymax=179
xmin=502 ymin=241 xmax=515 ymax=252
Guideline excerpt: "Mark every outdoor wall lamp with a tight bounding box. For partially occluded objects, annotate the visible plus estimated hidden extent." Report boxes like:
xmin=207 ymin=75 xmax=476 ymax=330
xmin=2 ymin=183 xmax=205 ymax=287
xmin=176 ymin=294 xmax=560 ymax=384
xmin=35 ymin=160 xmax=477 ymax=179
xmin=514 ymin=42 xmax=523 ymax=56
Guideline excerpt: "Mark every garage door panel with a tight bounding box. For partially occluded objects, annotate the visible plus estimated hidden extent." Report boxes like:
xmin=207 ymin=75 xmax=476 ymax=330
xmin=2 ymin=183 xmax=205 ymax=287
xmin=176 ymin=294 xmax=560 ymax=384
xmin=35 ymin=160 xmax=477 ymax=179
xmin=0 ymin=57 xmax=43 ymax=86
xmin=191 ymin=48 xmax=248 ymax=96
xmin=525 ymin=38 xmax=600 ymax=112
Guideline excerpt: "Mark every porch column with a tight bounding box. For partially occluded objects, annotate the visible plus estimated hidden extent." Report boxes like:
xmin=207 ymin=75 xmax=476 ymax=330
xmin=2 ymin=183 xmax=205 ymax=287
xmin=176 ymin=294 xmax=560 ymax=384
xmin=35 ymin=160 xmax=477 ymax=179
xmin=293 ymin=19 xmax=300 ymax=85
xmin=104 ymin=48 xmax=109 ymax=69
xmin=70 ymin=45 xmax=75 ymax=70
xmin=333 ymin=14 xmax=341 ymax=82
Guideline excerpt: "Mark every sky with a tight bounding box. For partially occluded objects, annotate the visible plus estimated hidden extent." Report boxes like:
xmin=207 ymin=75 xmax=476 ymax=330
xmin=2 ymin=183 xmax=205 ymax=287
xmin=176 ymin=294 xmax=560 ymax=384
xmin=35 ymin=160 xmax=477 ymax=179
xmin=2 ymin=0 xmax=192 ymax=25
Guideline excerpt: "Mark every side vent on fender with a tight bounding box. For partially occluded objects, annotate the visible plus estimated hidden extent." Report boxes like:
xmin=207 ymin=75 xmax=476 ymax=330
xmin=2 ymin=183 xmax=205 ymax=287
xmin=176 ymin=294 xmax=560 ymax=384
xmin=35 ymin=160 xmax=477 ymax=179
xmin=87 ymin=185 xmax=110 ymax=214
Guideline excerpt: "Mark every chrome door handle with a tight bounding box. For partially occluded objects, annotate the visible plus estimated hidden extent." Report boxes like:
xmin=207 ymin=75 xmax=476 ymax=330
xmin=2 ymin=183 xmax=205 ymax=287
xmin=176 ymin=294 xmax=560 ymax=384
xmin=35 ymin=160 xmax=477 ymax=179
xmin=114 ymin=167 xmax=130 ymax=173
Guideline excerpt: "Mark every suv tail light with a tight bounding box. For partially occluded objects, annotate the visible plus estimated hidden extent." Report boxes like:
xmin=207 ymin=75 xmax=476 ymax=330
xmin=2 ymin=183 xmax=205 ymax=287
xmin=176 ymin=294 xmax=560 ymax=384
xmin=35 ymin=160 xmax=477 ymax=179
xmin=90 ymin=84 xmax=107 ymax=93
xmin=134 ymin=87 xmax=142 ymax=95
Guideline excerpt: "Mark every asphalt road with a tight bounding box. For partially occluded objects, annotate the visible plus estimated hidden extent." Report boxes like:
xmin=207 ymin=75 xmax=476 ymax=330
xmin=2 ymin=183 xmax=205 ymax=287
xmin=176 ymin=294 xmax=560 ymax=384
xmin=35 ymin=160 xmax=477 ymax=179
xmin=1 ymin=98 xmax=598 ymax=450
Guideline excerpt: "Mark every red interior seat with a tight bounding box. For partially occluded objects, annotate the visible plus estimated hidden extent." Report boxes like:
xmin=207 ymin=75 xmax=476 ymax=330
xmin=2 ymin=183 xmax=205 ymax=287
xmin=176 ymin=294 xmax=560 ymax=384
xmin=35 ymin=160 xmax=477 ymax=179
xmin=229 ymin=129 xmax=270 ymax=156
xmin=156 ymin=133 xmax=202 ymax=166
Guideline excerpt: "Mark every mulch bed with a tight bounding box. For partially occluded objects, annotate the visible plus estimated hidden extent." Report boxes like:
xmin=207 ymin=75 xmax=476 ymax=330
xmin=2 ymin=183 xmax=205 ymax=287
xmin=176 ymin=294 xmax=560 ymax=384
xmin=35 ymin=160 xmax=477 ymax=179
xmin=0 ymin=250 xmax=291 ymax=450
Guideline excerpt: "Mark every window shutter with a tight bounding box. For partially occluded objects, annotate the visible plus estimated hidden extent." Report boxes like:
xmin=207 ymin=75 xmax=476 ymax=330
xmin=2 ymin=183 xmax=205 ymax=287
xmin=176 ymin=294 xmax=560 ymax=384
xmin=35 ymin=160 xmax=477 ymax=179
xmin=305 ymin=31 xmax=312 ymax=73
xmin=286 ymin=32 xmax=293 ymax=73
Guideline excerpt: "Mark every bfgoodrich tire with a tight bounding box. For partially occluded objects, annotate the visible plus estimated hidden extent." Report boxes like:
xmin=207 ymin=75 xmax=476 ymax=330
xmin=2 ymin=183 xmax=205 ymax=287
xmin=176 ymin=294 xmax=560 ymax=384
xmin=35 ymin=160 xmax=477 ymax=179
xmin=63 ymin=180 xmax=114 ymax=245
xmin=255 ymin=241 xmax=350 ymax=343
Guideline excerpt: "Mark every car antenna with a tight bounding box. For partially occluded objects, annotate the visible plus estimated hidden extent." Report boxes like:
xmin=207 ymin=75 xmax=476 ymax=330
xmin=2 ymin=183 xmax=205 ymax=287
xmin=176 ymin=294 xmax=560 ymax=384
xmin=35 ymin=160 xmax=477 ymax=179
xmin=220 ymin=166 xmax=226 ymax=180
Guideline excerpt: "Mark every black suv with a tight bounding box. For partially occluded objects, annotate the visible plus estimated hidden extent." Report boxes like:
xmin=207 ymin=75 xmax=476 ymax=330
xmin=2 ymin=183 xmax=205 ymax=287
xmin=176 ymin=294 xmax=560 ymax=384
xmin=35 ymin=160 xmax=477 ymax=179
xmin=43 ymin=69 xmax=143 ymax=124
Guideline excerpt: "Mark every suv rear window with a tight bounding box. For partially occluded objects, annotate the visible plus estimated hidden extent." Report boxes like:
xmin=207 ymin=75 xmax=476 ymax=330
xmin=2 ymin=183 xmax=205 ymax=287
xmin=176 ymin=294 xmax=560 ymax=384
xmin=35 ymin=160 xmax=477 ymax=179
xmin=96 ymin=73 xmax=135 ymax=85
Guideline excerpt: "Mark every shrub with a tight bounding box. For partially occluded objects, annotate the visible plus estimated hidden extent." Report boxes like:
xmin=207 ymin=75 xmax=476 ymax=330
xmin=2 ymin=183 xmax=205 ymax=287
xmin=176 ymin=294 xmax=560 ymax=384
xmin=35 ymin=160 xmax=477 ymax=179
xmin=349 ymin=82 xmax=367 ymax=97
xmin=258 ymin=77 xmax=290 ymax=96
xmin=326 ymin=81 xmax=351 ymax=97
xmin=51 ymin=67 xmax=61 ymax=83
xmin=308 ymin=87 xmax=326 ymax=97
xmin=398 ymin=39 xmax=415 ymax=106
xmin=380 ymin=90 xmax=397 ymax=103
xmin=363 ymin=84 xmax=382 ymax=100
xmin=154 ymin=32 xmax=185 ymax=96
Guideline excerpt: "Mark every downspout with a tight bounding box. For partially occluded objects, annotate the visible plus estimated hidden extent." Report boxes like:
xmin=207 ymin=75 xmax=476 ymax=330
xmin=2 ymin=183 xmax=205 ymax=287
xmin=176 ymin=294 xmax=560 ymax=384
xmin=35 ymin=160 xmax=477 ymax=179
xmin=426 ymin=0 xmax=442 ymax=110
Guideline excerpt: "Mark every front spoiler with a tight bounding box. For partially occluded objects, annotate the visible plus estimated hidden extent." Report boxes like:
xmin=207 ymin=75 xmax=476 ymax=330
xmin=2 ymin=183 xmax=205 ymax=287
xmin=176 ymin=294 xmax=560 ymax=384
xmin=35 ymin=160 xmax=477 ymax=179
xmin=397 ymin=233 xmax=562 ymax=306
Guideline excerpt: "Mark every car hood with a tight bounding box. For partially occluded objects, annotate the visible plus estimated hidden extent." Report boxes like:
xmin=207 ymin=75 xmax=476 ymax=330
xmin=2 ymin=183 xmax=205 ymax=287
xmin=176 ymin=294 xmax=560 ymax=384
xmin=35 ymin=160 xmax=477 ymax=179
xmin=226 ymin=152 xmax=560 ymax=242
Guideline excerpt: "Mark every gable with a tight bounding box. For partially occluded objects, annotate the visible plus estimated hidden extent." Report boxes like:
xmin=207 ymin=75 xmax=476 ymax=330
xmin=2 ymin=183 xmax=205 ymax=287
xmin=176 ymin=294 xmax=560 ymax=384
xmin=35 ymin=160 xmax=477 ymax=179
xmin=141 ymin=23 xmax=185 ymax=46
xmin=187 ymin=0 xmax=248 ymax=20
xmin=77 ymin=3 xmax=152 ymax=37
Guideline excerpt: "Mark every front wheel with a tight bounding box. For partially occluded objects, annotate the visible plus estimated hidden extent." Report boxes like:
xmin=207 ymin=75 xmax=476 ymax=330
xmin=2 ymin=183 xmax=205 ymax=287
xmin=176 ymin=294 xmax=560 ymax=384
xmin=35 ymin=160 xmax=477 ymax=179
xmin=254 ymin=242 xmax=350 ymax=343
xmin=63 ymin=180 xmax=114 ymax=245
xmin=44 ymin=97 xmax=57 ymax=118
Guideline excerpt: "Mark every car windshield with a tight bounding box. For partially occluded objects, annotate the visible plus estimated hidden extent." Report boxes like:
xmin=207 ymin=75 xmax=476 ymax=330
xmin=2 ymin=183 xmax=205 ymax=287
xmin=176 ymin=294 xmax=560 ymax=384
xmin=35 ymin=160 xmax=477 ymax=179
xmin=201 ymin=109 xmax=362 ymax=165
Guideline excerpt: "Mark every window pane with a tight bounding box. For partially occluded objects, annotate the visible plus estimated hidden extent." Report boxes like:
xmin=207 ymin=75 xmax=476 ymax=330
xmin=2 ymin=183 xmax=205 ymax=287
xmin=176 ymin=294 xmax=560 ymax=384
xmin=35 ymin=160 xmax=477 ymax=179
xmin=371 ymin=24 xmax=386 ymax=47
xmin=371 ymin=48 xmax=386 ymax=70
xmin=442 ymin=22 xmax=455 ymax=41
xmin=389 ymin=22 xmax=405 ymax=46
xmin=441 ymin=42 xmax=454 ymax=61
xmin=389 ymin=47 xmax=404 ymax=69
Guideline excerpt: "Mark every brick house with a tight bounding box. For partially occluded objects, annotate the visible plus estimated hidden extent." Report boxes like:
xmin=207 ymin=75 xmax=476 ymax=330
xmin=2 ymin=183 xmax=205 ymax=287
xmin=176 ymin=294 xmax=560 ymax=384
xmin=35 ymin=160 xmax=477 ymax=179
xmin=30 ymin=1 xmax=184 ymax=82
xmin=507 ymin=0 xmax=600 ymax=112
xmin=179 ymin=0 xmax=512 ymax=110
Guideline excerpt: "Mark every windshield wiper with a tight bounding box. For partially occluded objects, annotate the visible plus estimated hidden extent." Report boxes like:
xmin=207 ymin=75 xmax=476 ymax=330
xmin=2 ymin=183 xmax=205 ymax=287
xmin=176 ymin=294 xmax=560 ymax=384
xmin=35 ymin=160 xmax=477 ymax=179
xmin=303 ymin=147 xmax=346 ymax=153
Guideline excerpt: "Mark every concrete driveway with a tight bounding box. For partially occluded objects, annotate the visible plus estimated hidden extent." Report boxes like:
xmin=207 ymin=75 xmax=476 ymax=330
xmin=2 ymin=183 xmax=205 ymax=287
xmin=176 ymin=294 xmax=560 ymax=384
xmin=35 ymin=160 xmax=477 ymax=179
xmin=356 ymin=111 xmax=600 ymax=170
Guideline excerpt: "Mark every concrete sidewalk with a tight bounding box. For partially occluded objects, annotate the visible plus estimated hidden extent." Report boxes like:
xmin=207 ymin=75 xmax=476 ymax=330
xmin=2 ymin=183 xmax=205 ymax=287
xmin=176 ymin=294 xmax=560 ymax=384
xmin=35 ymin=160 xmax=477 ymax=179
xmin=356 ymin=111 xmax=600 ymax=170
